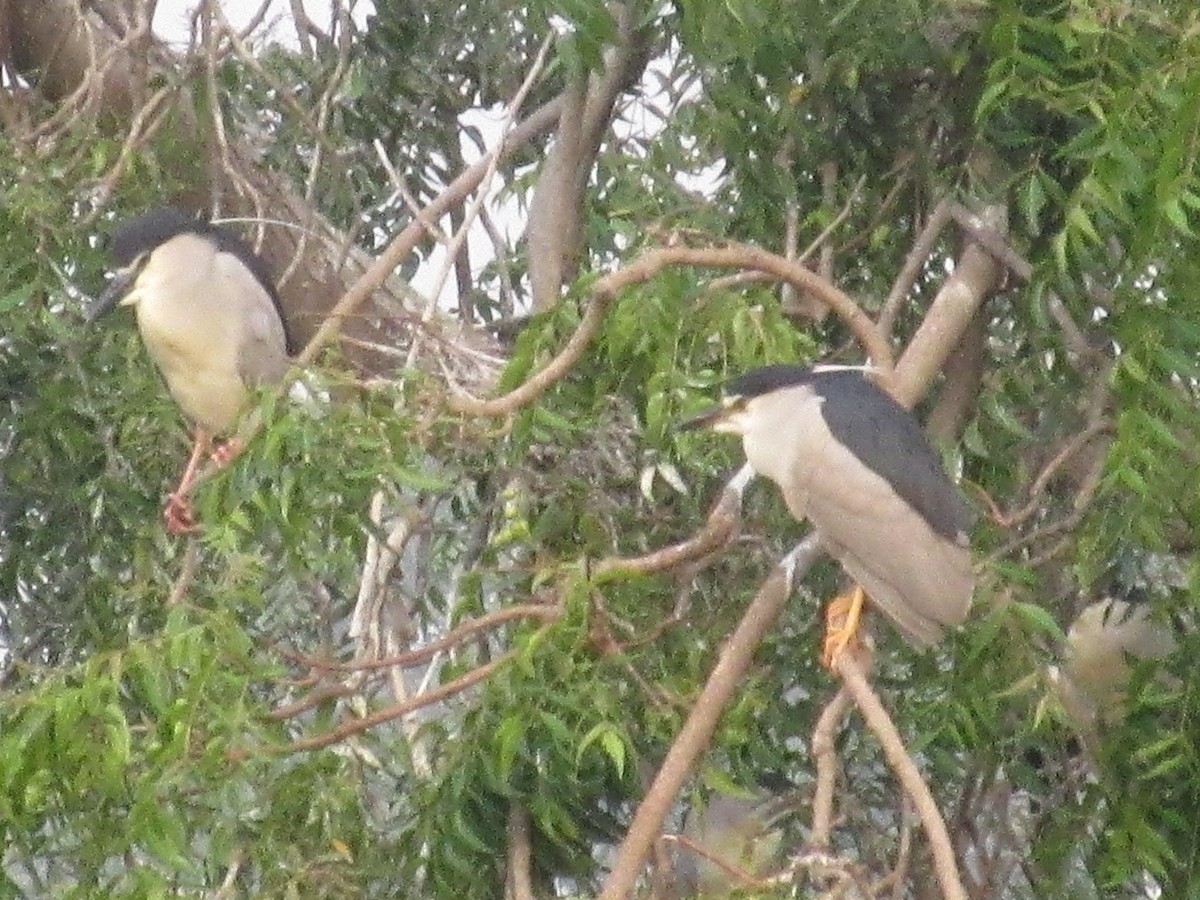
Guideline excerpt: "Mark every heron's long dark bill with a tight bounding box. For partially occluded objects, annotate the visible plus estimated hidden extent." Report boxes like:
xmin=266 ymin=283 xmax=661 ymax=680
xmin=681 ymin=405 xmax=729 ymax=431
xmin=87 ymin=269 xmax=136 ymax=323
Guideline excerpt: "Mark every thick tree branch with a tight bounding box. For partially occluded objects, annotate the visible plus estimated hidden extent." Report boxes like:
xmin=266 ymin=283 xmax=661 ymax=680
xmin=893 ymin=203 xmax=1007 ymax=408
xmin=506 ymin=803 xmax=536 ymax=900
xmin=526 ymin=4 xmax=654 ymax=311
xmin=926 ymin=308 xmax=987 ymax=443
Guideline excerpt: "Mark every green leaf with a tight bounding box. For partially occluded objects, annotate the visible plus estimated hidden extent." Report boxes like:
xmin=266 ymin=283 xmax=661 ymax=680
xmin=1008 ymin=601 xmax=1067 ymax=643
xmin=576 ymin=723 xmax=627 ymax=777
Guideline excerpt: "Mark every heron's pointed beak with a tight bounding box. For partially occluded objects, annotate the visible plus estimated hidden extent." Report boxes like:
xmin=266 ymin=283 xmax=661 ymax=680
xmin=681 ymin=404 xmax=729 ymax=431
xmin=87 ymin=269 xmax=136 ymax=323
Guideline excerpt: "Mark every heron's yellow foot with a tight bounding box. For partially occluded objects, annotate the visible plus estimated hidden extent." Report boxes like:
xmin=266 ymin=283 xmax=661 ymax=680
xmin=822 ymin=585 xmax=866 ymax=669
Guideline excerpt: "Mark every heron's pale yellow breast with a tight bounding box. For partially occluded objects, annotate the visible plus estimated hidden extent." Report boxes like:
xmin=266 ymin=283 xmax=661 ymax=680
xmin=128 ymin=234 xmax=251 ymax=432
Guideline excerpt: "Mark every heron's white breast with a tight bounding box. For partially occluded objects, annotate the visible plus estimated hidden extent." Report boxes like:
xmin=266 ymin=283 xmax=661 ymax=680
xmin=738 ymin=385 xmax=825 ymax=519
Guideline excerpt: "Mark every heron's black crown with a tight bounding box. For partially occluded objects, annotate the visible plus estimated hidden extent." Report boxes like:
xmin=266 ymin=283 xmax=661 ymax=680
xmin=107 ymin=207 xmax=207 ymax=266
xmin=724 ymin=364 xmax=819 ymax=399
xmin=106 ymin=207 xmax=295 ymax=354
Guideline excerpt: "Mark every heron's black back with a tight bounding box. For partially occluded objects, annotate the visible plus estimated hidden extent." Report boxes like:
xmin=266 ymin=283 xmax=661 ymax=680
xmin=812 ymin=369 xmax=972 ymax=541
xmin=726 ymin=365 xmax=972 ymax=541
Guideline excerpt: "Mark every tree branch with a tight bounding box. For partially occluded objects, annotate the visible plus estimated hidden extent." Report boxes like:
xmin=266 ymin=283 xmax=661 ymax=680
xmin=505 ymin=803 xmax=536 ymax=900
xmin=893 ymin=203 xmax=1007 ymax=408
xmin=598 ymin=538 xmax=823 ymax=900
xmin=450 ymin=241 xmax=892 ymax=417
xmin=594 ymin=465 xmax=752 ymax=578
xmin=809 ymin=685 xmax=853 ymax=851
xmin=832 ymin=651 xmax=967 ymax=900
xmin=526 ymin=3 xmax=654 ymax=311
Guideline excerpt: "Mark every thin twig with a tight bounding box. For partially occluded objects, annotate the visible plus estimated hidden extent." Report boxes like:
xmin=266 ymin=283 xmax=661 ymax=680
xmin=593 ymin=464 xmax=753 ymax=577
xmin=166 ymin=538 xmax=200 ymax=607
xmin=240 ymin=640 xmax=548 ymax=758
xmin=878 ymin=200 xmax=952 ymax=338
xmin=406 ymin=32 xmax=555 ymax=369
xmin=810 ymin=686 xmax=853 ymax=850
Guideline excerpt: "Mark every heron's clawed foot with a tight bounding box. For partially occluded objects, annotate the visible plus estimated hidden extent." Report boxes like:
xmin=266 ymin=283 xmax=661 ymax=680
xmin=822 ymin=585 xmax=866 ymax=669
xmin=209 ymin=436 xmax=244 ymax=468
xmin=163 ymin=492 xmax=200 ymax=535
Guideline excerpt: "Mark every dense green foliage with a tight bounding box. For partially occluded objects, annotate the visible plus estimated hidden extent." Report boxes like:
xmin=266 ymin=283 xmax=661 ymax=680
xmin=2 ymin=0 xmax=1198 ymax=897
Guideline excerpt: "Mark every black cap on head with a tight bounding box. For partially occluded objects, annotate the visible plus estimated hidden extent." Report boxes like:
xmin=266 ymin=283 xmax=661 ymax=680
xmin=724 ymin=364 xmax=817 ymax=399
xmin=107 ymin=207 xmax=207 ymax=267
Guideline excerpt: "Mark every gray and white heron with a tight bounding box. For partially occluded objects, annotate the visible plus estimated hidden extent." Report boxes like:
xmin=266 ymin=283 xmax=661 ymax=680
xmin=89 ymin=207 xmax=294 ymax=534
xmin=685 ymin=364 xmax=974 ymax=660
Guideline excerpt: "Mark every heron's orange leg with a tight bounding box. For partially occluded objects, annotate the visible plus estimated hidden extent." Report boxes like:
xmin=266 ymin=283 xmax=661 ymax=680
xmin=822 ymin=585 xmax=866 ymax=669
xmin=163 ymin=429 xmax=210 ymax=535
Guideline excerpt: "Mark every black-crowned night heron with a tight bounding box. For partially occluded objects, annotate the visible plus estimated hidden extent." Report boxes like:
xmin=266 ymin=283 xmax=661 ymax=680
xmin=89 ymin=207 xmax=294 ymax=534
xmin=1052 ymin=598 xmax=1177 ymax=732
xmin=685 ymin=364 xmax=974 ymax=660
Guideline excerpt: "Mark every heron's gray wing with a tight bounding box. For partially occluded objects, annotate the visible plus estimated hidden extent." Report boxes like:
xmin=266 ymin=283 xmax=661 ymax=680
xmin=1062 ymin=599 xmax=1177 ymax=721
xmin=214 ymin=250 xmax=290 ymax=387
xmin=799 ymin=425 xmax=974 ymax=647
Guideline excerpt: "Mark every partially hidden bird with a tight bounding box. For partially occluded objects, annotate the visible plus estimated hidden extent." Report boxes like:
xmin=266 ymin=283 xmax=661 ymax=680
xmin=685 ymin=364 xmax=974 ymax=662
xmin=89 ymin=207 xmax=294 ymax=534
xmin=1054 ymin=597 xmax=1177 ymax=730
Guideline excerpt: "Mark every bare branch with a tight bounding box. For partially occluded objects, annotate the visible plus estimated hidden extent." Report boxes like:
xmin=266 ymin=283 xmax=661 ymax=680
xmin=406 ymin=32 xmax=555 ymax=367
xmin=166 ymin=537 xmax=200 ymax=607
xmin=593 ymin=465 xmax=750 ymax=577
xmin=878 ymin=200 xmax=952 ymax=338
xmin=810 ymin=686 xmax=853 ymax=851
xmin=244 ymin=640 xmax=544 ymax=758
xmin=294 ymin=98 xmax=564 ymax=367
xmin=946 ymin=201 xmax=1032 ymax=282
xmin=279 ymin=603 xmax=563 ymax=681
xmin=450 ymin=241 xmax=892 ymax=417
xmin=505 ymin=803 xmax=536 ymax=900
xmin=893 ymin=203 xmax=1007 ymax=408
xmin=526 ymin=3 xmax=654 ymax=310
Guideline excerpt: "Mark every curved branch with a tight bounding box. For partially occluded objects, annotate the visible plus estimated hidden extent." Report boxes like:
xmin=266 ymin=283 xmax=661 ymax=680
xmin=451 ymin=242 xmax=892 ymax=417
xmin=594 ymin=465 xmax=752 ymax=578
